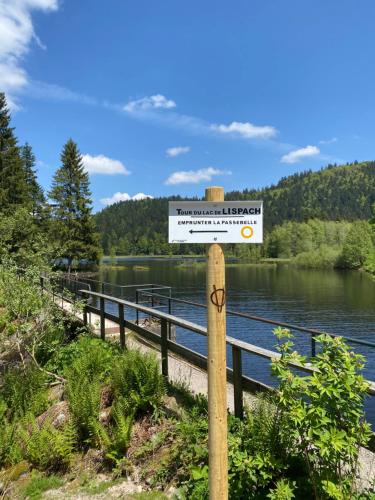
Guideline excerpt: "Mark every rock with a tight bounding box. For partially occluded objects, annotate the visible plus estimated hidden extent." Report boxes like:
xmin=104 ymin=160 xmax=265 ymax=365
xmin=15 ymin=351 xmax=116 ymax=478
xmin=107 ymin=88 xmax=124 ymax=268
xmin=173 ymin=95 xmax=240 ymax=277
xmin=100 ymin=385 xmax=112 ymax=409
xmin=37 ymin=401 xmax=70 ymax=429
xmin=99 ymin=407 xmax=111 ymax=426
xmin=47 ymin=383 xmax=64 ymax=402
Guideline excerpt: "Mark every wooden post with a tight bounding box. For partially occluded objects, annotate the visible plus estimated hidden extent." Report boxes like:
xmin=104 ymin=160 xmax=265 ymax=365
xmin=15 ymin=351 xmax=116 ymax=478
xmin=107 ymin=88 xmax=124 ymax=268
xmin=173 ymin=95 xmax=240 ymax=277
xmin=206 ymin=186 xmax=228 ymax=500
xmin=160 ymin=318 xmax=169 ymax=378
xmin=83 ymin=299 xmax=88 ymax=326
xmin=232 ymin=345 xmax=243 ymax=419
xmin=118 ymin=303 xmax=125 ymax=349
xmin=100 ymin=297 xmax=105 ymax=340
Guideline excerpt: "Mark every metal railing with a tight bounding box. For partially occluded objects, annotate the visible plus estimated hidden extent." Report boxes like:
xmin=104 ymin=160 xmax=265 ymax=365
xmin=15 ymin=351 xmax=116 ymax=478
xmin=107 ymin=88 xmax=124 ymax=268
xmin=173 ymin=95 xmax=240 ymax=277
xmin=136 ymin=289 xmax=375 ymax=358
xmin=40 ymin=274 xmax=375 ymax=423
xmin=73 ymin=288 xmax=375 ymax=421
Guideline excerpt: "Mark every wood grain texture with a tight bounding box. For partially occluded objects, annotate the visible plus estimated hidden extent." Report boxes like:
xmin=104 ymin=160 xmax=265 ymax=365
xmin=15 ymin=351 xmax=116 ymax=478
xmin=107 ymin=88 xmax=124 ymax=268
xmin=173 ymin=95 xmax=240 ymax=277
xmin=205 ymin=186 xmax=228 ymax=500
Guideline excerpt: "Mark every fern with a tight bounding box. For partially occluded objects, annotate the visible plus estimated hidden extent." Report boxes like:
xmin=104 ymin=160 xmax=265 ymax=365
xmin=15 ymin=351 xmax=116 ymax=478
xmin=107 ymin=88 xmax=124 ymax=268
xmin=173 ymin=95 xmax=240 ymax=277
xmin=65 ymin=373 xmax=101 ymax=443
xmin=110 ymin=350 xmax=165 ymax=414
xmin=1 ymin=366 xmax=48 ymax=419
xmin=18 ymin=415 xmax=76 ymax=471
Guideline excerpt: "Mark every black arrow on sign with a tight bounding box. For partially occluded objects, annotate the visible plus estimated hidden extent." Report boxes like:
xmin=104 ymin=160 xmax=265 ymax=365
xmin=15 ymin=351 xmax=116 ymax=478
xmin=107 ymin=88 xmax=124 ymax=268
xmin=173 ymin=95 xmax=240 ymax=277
xmin=189 ymin=230 xmax=228 ymax=234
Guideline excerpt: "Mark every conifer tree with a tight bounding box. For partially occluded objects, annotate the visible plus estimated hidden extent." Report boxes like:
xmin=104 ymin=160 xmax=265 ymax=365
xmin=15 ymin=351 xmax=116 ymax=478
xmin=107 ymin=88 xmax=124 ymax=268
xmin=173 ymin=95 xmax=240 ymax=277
xmin=49 ymin=139 xmax=101 ymax=271
xmin=0 ymin=92 xmax=30 ymax=210
xmin=20 ymin=142 xmax=45 ymax=215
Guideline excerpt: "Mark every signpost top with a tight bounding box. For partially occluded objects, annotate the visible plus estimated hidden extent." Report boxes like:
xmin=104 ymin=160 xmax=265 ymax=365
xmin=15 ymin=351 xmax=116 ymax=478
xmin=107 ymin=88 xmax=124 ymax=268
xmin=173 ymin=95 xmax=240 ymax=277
xmin=168 ymin=200 xmax=263 ymax=244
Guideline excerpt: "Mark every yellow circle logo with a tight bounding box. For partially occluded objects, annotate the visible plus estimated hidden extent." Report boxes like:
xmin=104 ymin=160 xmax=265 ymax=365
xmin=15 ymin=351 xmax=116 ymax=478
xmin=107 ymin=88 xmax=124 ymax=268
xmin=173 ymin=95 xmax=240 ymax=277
xmin=241 ymin=225 xmax=254 ymax=239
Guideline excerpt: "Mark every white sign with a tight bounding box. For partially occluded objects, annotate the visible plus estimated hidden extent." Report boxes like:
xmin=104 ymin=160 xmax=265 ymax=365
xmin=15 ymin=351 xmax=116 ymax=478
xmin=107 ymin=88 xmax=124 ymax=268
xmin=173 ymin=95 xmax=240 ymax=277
xmin=168 ymin=201 xmax=263 ymax=244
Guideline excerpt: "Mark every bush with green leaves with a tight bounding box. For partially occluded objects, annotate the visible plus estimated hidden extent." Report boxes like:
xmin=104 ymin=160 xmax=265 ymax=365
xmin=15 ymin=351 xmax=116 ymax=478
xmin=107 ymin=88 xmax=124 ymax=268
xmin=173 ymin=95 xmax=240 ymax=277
xmin=47 ymin=334 xmax=118 ymax=379
xmin=110 ymin=349 xmax=165 ymax=414
xmin=272 ymin=327 xmax=372 ymax=499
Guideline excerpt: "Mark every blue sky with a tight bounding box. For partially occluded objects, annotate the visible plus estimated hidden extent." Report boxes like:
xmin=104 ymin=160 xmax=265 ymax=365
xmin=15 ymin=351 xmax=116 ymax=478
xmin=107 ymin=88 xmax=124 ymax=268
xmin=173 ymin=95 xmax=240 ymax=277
xmin=2 ymin=0 xmax=375 ymax=211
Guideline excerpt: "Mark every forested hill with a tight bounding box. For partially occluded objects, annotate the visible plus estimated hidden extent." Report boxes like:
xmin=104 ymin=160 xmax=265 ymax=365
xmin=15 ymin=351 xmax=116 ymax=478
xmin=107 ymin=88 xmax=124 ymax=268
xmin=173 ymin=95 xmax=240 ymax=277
xmin=96 ymin=161 xmax=375 ymax=254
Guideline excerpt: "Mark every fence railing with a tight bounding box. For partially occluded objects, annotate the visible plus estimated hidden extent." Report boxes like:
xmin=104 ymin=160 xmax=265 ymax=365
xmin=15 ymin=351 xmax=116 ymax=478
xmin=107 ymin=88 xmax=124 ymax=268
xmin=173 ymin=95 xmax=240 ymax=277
xmin=40 ymin=274 xmax=375 ymax=422
xmin=136 ymin=289 xmax=375 ymax=358
xmin=74 ymin=288 xmax=375 ymax=421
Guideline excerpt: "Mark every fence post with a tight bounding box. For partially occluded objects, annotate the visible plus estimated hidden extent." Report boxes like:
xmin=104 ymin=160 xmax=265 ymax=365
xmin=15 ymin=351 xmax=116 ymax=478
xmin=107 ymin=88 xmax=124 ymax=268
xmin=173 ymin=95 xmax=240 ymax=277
xmin=119 ymin=303 xmax=125 ymax=350
xmin=83 ymin=299 xmax=88 ymax=327
xmin=100 ymin=297 xmax=105 ymax=340
xmin=160 ymin=318 xmax=168 ymax=378
xmin=136 ymin=290 xmax=139 ymax=325
xmin=40 ymin=276 xmax=44 ymax=291
xmin=168 ymin=297 xmax=172 ymax=339
xmin=232 ymin=345 xmax=243 ymax=420
xmin=311 ymin=334 xmax=316 ymax=358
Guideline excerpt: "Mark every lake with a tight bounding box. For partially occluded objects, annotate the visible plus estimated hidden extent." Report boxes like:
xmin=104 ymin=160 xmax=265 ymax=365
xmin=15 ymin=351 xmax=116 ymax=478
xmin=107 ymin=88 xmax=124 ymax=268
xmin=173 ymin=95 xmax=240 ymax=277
xmin=93 ymin=258 xmax=375 ymax=422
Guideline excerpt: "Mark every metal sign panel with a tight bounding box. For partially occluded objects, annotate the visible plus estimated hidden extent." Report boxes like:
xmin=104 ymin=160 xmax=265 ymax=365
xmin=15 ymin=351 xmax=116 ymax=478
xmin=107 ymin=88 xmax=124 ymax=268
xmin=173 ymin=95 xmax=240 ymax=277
xmin=168 ymin=201 xmax=263 ymax=244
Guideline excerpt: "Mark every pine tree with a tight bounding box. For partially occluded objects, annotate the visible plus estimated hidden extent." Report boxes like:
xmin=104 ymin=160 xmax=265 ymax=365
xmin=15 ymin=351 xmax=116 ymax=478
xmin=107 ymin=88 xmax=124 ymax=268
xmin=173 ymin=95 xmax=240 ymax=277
xmin=49 ymin=139 xmax=101 ymax=271
xmin=20 ymin=142 xmax=45 ymax=215
xmin=0 ymin=92 xmax=30 ymax=210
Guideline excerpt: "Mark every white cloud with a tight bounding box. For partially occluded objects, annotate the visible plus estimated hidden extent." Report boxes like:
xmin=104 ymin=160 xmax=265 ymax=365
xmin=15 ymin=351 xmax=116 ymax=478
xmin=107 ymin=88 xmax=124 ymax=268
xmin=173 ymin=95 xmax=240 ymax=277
xmin=82 ymin=154 xmax=131 ymax=175
xmin=124 ymin=94 xmax=176 ymax=113
xmin=166 ymin=146 xmax=190 ymax=157
xmin=0 ymin=0 xmax=58 ymax=109
xmin=100 ymin=192 xmax=153 ymax=206
xmin=281 ymin=145 xmax=320 ymax=164
xmin=165 ymin=167 xmax=231 ymax=185
xmin=211 ymin=121 xmax=277 ymax=140
xmin=27 ymin=80 xmax=96 ymax=105
xmin=319 ymin=137 xmax=338 ymax=145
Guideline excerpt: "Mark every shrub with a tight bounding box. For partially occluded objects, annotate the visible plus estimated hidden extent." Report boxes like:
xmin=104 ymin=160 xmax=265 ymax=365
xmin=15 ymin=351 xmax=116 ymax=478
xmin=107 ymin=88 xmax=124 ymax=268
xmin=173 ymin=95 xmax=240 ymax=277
xmin=272 ymin=327 xmax=372 ymax=498
xmin=110 ymin=350 xmax=165 ymax=414
xmin=293 ymin=245 xmax=340 ymax=269
xmin=46 ymin=335 xmax=118 ymax=379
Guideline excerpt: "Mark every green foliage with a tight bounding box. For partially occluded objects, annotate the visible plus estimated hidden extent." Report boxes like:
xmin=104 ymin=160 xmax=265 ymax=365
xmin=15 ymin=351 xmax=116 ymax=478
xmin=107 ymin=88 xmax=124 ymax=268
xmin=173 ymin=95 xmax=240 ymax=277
xmin=96 ymin=162 xmax=375 ymax=255
xmin=267 ymin=479 xmax=295 ymax=499
xmin=0 ymin=367 xmax=48 ymax=419
xmin=0 ymin=93 xmax=33 ymax=211
xmin=272 ymin=327 xmax=372 ymax=498
xmin=110 ymin=349 xmax=165 ymax=414
xmin=18 ymin=471 xmax=64 ymax=500
xmin=48 ymin=139 xmax=101 ymax=270
xmin=19 ymin=417 xmax=76 ymax=471
xmin=340 ymin=221 xmax=374 ymax=269
xmin=47 ymin=334 xmax=118 ymax=378
xmin=293 ymin=244 xmax=341 ymax=269
xmin=65 ymin=372 xmax=101 ymax=443
xmin=20 ymin=143 xmax=45 ymax=217
xmin=0 ymin=408 xmax=23 ymax=466
xmin=364 ymin=250 xmax=375 ymax=275
xmin=90 ymin=397 xmax=134 ymax=463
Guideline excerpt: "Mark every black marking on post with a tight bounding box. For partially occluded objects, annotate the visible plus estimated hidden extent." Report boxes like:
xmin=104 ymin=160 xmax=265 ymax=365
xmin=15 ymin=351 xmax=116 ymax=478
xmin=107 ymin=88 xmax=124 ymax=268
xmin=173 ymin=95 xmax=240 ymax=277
xmin=210 ymin=285 xmax=226 ymax=313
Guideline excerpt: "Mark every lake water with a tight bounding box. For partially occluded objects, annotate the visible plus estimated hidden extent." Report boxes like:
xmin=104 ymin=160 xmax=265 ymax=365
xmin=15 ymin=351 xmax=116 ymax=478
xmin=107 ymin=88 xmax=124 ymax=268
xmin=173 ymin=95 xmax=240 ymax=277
xmin=92 ymin=258 xmax=375 ymax=422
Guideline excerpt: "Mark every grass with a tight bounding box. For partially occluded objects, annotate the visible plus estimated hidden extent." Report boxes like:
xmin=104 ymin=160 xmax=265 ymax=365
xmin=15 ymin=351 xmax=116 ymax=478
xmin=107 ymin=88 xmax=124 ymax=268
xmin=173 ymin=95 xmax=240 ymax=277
xmin=82 ymin=478 xmax=121 ymax=495
xmin=129 ymin=493 xmax=168 ymax=499
xmin=19 ymin=472 xmax=64 ymax=500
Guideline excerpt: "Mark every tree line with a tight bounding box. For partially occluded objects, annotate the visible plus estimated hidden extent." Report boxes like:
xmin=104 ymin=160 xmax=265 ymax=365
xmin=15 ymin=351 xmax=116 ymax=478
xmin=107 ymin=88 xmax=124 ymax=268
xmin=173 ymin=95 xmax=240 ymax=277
xmin=95 ymin=162 xmax=375 ymax=270
xmin=0 ymin=93 xmax=101 ymax=270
